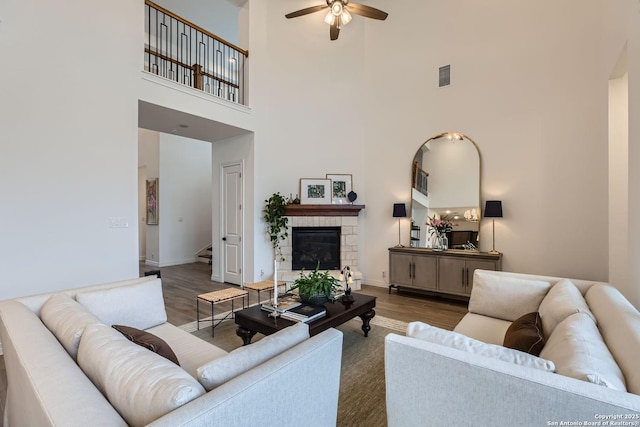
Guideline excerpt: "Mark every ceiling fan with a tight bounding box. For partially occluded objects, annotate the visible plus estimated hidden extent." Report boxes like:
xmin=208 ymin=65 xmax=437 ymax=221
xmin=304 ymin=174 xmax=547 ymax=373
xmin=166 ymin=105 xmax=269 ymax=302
xmin=285 ymin=0 xmax=388 ymax=41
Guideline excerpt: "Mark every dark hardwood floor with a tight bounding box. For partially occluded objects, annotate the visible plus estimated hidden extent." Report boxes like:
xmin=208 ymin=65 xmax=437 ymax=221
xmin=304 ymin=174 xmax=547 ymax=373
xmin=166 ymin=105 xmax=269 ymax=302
xmin=140 ymin=262 xmax=468 ymax=330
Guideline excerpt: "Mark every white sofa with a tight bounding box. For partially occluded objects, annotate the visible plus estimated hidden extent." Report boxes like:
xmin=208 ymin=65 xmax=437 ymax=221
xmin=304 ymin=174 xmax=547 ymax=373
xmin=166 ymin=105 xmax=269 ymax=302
xmin=0 ymin=276 xmax=343 ymax=427
xmin=385 ymin=270 xmax=640 ymax=426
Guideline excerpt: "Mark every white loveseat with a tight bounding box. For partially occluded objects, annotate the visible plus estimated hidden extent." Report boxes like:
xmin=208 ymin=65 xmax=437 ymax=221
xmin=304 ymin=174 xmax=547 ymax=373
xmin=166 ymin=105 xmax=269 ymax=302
xmin=385 ymin=270 xmax=640 ymax=426
xmin=0 ymin=276 xmax=343 ymax=427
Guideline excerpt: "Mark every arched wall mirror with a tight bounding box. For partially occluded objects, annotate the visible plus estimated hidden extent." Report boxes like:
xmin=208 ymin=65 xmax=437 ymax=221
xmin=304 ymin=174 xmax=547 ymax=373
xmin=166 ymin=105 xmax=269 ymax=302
xmin=410 ymin=132 xmax=481 ymax=251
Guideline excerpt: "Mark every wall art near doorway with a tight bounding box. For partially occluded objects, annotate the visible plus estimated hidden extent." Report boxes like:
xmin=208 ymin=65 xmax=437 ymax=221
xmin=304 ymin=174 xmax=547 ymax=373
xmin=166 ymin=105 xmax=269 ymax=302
xmin=300 ymin=178 xmax=331 ymax=204
xmin=146 ymin=178 xmax=159 ymax=225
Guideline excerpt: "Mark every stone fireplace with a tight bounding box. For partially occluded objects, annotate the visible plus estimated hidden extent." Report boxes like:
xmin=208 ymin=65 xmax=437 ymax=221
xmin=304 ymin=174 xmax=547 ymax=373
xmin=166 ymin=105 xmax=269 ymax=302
xmin=279 ymin=204 xmax=365 ymax=290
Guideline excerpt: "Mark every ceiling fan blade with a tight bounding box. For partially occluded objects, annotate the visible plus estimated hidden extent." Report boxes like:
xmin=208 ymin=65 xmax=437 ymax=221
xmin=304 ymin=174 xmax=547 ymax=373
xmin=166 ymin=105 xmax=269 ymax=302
xmin=330 ymin=23 xmax=340 ymax=40
xmin=347 ymin=3 xmax=388 ymax=20
xmin=285 ymin=5 xmax=328 ymax=19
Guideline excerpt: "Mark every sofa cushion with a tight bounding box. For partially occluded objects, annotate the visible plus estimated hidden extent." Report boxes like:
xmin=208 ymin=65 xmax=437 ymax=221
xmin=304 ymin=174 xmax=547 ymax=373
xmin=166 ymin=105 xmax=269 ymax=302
xmin=538 ymin=279 xmax=595 ymax=340
xmin=585 ymin=284 xmax=640 ymax=394
xmin=146 ymin=323 xmax=228 ymax=379
xmin=112 ymin=325 xmax=180 ymax=365
xmin=76 ymin=278 xmax=167 ymax=330
xmin=539 ymin=312 xmax=626 ymax=391
xmin=503 ymin=312 xmax=545 ymax=356
xmin=40 ymin=293 xmax=101 ymax=360
xmin=78 ymin=323 xmax=205 ymax=426
xmin=453 ymin=313 xmax=512 ymax=345
xmin=197 ymin=322 xmax=310 ymax=391
xmin=406 ymin=321 xmax=555 ymax=372
xmin=469 ymin=270 xmax=552 ymax=321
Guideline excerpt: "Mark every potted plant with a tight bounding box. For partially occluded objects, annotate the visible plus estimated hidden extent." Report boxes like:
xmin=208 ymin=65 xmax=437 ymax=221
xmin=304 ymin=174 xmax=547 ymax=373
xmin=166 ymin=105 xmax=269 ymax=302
xmin=263 ymin=193 xmax=288 ymax=261
xmin=288 ymin=263 xmax=340 ymax=306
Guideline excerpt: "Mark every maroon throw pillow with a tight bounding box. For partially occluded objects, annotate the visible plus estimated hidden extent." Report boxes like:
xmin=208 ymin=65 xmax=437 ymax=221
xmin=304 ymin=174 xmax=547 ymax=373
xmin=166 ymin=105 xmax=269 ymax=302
xmin=503 ymin=312 xmax=545 ymax=356
xmin=112 ymin=325 xmax=180 ymax=365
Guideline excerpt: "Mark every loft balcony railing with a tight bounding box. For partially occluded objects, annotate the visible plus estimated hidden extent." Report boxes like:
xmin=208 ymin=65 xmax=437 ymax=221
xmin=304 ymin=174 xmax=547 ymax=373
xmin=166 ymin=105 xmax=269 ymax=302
xmin=144 ymin=0 xmax=248 ymax=105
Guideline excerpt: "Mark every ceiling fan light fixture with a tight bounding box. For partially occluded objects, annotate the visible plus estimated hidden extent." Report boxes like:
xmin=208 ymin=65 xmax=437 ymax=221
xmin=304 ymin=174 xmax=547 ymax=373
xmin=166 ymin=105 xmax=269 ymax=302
xmin=331 ymin=1 xmax=344 ymax=16
xmin=324 ymin=11 xmax=336 ymax=25
xmin=341 ymin=9 xmax=352 ymax=25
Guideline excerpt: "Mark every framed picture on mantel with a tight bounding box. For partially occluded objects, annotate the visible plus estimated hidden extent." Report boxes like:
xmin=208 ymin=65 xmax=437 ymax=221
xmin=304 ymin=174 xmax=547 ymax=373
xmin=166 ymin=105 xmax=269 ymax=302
xmin=300 ymin=178 xmax=331 ymax=204
xmin=326 ymin=173 xmax=352 ymax=204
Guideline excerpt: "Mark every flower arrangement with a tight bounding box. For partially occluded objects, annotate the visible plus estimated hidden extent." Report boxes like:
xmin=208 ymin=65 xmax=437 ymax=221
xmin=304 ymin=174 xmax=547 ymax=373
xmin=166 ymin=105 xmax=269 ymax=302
xmin=427 ymin=215 xmax=454 ymax=236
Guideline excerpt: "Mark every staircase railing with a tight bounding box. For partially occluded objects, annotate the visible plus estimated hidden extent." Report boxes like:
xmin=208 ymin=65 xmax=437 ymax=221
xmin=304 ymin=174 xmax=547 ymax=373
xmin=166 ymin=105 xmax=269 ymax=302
xmin=144 ymin=0 xmax=248 ymax=105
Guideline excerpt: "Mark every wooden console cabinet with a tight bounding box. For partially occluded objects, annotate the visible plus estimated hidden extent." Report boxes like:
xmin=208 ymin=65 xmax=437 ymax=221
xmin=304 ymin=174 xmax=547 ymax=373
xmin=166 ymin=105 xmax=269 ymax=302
xmin=388 ymin=247 xmax=502 ymax=299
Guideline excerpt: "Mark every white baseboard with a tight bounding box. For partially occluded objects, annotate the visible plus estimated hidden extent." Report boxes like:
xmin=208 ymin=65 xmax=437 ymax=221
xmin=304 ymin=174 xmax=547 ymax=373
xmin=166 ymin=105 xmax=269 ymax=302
xmin=158 ymin=258 xmax=196 ymax=267
xmin=363 ymin=278 xmax=389 ymax=288
xmin=145 ymin=260 xmax=160 ymax=267
xmin=211 ymin=273 xmax=222 ymax=282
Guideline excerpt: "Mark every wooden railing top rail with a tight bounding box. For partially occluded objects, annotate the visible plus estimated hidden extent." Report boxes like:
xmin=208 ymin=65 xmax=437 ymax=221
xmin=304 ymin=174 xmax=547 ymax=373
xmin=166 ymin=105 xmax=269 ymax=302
xmin=145 ymin=0 xmax=249 ymax=57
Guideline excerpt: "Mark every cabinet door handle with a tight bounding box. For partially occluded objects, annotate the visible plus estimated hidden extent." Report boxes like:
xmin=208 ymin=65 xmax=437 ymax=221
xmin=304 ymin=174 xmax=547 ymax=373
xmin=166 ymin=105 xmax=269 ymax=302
xmin=409 ymin=263 xmax=413 ymax=279
xmin=461 ymin=268 xmax=465 ymax=287
xmin=412 ymin=263 xmax=416 ymax=279
xmin=466 ymin=269 xmax=470 ymax=288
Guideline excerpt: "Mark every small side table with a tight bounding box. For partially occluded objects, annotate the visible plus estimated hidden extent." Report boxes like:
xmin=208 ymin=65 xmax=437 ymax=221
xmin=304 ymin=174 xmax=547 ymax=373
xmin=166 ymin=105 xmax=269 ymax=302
xmin=197 ymin=288 xmax=248 ymax=336
xmin=243 ymin=280 xmax=287 ymax=306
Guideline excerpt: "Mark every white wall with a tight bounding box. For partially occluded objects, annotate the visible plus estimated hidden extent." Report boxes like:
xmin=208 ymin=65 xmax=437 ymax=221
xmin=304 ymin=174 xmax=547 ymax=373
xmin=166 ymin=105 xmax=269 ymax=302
xmin=603 ymin=0 xmax=640 ymax=307
xmin=0 ymin=0 xmax=141 ymax=299
xmin=360 ymin=0 xmax=609 ymax=285
xmin=245 ymin=0 xmax=612 ymax=288
xmin=158 ymin=134 xmax=213 ymax=266
xmin=247 ymin=0 xmax=367 ymax=282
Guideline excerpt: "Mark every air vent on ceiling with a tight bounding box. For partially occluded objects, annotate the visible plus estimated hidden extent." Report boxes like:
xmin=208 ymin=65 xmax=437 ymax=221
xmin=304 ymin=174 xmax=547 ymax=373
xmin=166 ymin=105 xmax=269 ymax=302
xmin=439 ymin=65 xmax=451 ymax=87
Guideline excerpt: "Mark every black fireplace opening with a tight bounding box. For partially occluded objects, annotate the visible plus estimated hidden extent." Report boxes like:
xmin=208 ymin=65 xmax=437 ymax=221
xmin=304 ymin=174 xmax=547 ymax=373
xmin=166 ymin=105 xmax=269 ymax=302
xmin=292 ymin=226 xmax=341 ymax=270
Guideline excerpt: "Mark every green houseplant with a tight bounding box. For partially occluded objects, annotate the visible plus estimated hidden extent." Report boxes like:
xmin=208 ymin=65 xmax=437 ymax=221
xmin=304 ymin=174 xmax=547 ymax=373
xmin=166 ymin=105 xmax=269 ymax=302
xmin=263 ymin=193 xmax=289 ymax=261
xmin=289 ymin=263 xmax=340 ymax=306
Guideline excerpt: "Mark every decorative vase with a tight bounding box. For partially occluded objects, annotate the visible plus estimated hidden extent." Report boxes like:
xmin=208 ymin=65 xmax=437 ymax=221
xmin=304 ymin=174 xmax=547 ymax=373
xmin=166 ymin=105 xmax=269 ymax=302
xmin=432 ymin=232 xmax=448 ymax=251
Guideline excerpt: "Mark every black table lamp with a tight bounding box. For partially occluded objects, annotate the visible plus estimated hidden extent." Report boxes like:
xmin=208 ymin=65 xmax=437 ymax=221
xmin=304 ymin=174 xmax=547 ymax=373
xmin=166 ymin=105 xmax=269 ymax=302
xmin=393 ymin=203 xmax=407 ymax=247
xmin=484 ymin=200 xmax=503 ymax=254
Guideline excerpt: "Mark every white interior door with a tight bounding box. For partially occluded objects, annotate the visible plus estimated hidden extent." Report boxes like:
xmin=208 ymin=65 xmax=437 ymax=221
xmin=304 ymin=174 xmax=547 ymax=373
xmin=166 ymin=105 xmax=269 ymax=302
xmin=222 ymin=163 xmax=243 ymax=285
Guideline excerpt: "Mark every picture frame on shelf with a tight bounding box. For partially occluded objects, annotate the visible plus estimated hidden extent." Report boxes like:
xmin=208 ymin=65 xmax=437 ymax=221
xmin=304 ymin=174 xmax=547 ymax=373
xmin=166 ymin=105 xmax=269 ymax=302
xmin=326 ymin=174 xmax=352 ymax=204
xmin=146 ymin=178 xmax=159 ymax=225
xmin=300 ymin=178 xmax=332 ymax=204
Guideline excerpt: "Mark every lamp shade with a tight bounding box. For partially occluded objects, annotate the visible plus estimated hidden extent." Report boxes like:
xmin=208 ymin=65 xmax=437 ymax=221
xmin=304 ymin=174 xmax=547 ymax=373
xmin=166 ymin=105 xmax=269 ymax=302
xmin=484 ymin=200 xmax=503 ymax=218
xmin=393 ymin=203 xmax=407 ymax=218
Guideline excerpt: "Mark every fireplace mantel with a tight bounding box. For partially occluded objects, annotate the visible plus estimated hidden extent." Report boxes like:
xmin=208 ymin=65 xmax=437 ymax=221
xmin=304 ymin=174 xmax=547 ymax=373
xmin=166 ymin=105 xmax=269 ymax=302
xmin=284 ymin=204 xmax=365 ymax=217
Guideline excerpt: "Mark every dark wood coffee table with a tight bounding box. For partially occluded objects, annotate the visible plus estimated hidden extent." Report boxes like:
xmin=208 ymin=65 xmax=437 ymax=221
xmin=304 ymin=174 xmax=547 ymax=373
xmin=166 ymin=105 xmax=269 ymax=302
xmin=235 ymin=293 xmax=376 ymax=345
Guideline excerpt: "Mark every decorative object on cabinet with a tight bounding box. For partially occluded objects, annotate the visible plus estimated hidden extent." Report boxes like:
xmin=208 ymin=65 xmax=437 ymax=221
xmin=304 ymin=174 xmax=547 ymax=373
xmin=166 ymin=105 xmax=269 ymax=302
xmin=388 ymin=247 xmax=501 ymax=298
xmin=339 ymin=266 xmax=355 ymax=303
xmin=300 ymin=178 xmax=332 ymax=204
xmin=326 ymin=174 xmax=352 ymax=204
xmin=427 ymin=215 xmax=454 ymax=251
xmin=347 ymin=191 xmax=357 ymax=203
xmin=393 ymin=203 xmax=407 ymax=248
xmin=146 ymin=178 xmax=159 ymax=225
xmin=484 ymin=200 xmax=503 ymax=254
xmin=410 ymin=132 xmax=480 ymax=252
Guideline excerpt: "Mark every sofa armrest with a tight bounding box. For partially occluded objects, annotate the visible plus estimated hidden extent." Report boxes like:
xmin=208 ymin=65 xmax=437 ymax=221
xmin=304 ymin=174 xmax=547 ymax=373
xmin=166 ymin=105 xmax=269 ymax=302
xmin=0 ymin=300 xmax=127 ymax=427
xmin=148 ymin=328 xmax=343 ymax=427
xmin=385 ymin=333 xmax=640 ymax=427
